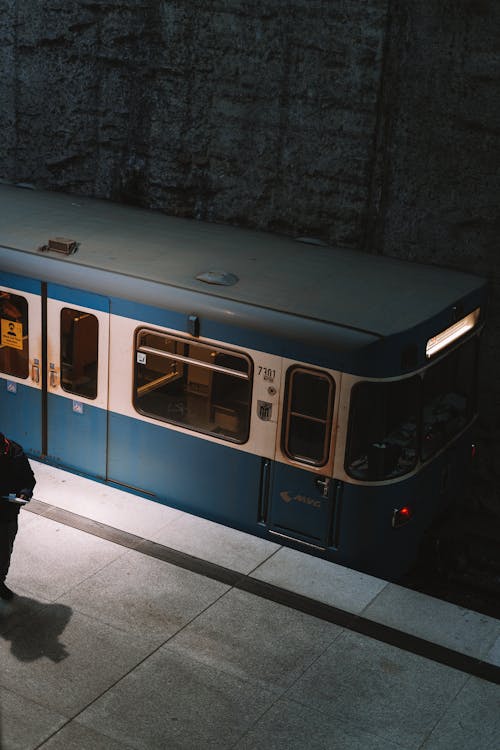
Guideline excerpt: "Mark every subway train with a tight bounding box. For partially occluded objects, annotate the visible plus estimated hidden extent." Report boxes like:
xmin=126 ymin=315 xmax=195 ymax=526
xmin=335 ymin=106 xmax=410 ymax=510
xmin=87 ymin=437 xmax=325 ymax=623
xmin=0 ymin=183 xmax=487 ymax=579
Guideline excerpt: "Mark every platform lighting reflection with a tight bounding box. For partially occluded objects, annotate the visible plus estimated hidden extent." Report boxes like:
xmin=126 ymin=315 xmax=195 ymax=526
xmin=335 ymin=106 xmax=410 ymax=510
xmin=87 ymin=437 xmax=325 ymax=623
xmin=425 ymin=308 xmax=480 ymax=359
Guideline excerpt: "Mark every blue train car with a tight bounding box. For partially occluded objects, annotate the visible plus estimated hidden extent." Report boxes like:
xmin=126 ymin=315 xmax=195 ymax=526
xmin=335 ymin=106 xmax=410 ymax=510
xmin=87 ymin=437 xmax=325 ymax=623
xmin=0 ymin=183 xmax=487 ymax=579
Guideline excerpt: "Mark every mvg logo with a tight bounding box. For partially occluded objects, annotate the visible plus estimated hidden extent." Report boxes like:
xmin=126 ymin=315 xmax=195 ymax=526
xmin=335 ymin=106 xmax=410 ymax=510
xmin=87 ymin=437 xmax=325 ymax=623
xmin=280 ymin=491 xmax=321 ymax=509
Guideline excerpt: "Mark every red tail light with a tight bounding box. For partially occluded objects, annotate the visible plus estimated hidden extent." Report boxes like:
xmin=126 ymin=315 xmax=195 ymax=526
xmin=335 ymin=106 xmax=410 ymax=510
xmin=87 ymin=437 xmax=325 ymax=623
xmin=392 ymin=506 xmax=413 ymax=528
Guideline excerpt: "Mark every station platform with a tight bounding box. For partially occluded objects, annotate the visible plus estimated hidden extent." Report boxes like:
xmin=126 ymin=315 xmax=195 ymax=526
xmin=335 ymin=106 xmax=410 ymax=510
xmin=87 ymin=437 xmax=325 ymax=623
xmin=1 ymin=460 xmax=499 ymax=750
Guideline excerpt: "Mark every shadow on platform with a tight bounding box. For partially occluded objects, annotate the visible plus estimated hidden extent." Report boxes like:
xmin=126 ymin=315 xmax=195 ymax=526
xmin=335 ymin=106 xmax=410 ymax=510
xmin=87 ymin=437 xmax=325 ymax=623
xmin=0 ymin=596 xmax=72 ymax=663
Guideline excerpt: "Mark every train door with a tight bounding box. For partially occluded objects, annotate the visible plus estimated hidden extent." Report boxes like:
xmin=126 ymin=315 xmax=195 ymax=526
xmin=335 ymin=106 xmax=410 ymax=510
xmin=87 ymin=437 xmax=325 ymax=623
xmin=267 ymin=364 xmax=340 ymax=549
xmin=45 ymin=284 xmax=109 ymax=477
xmin=0 ymin=277 xmax=43 ymax=453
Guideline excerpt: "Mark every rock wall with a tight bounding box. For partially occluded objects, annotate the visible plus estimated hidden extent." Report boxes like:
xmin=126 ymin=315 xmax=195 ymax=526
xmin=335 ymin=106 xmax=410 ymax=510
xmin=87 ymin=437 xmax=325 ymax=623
xmin=0 ymin=0 xmax=388 ymax=246
xmin=0 ymin=0 xmax=499 ymax=495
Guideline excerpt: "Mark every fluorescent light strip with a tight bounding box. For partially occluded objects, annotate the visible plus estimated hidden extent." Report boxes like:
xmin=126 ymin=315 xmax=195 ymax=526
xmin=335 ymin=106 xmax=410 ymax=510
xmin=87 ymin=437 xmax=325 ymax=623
xmin=426 ymin=308 xmax=480 ymax=358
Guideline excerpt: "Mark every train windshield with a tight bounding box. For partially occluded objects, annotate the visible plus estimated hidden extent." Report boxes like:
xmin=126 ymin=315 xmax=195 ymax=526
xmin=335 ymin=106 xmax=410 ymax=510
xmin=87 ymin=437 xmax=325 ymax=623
xmin=421 ymin=338 xmax=477 ymax=460
xmin=346 ymin=377 xmax=419 ymax=481
xmin=346 ymin=339 xmax=478 ymax=481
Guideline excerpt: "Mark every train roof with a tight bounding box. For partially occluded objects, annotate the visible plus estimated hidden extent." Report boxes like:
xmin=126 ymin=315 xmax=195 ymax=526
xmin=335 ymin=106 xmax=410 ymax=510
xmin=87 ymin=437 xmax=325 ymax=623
xmin=0 ymin=183 xmax=485 ymax=339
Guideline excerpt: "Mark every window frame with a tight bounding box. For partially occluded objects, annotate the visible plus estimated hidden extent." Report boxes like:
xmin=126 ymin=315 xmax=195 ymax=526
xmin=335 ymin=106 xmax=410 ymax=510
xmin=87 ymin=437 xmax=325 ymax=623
xmin=0 ymin=291 xmax=30 ymax=380
xmin=59 ymin=307 xmax=99 ymax=400
xmin=281 ymin=365 xmax=335 ymax=467
xmin=133 ymin=328 xmax=253 ymax=444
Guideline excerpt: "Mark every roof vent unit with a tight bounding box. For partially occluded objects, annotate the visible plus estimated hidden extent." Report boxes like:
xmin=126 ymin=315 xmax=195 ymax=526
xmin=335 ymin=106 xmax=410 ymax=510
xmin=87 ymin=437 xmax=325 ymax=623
xmin=196 ymin=270 xmax=239 ymax=286
xmin=38 ymin=237 xmax=79 ymax=255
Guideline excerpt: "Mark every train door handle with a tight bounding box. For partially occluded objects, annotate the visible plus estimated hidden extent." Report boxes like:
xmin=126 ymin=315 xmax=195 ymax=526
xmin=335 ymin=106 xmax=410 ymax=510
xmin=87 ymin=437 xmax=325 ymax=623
xmin=49 ymin=364 xmax=58 ymax=387
xmin=314 ymin=476 xmax=330 ymax=498
xmin=31 ymin=360 xmax=40 ymax=383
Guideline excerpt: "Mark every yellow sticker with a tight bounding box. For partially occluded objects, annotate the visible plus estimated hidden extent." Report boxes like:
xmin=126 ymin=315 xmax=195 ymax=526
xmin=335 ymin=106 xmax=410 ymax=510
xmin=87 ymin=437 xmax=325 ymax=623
xmin=1 ymin=319 xmax=24 ymax=351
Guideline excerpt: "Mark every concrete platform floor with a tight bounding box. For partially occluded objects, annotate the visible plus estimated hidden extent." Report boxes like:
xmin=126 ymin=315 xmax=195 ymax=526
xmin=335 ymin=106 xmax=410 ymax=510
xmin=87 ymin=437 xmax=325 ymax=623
xmin=1 ymin=461 xmax=499 ymax=749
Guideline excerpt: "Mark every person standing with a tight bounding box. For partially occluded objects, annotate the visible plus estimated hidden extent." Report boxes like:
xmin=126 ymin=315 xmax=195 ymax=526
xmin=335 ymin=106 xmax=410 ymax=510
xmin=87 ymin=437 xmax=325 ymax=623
xmin=0 ymin=433 xmax=36 ymax=601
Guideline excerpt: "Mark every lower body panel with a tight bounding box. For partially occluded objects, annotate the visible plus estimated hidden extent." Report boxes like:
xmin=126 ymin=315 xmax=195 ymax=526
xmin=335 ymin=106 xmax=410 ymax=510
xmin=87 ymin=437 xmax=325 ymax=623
xmin=107 ymin=411 xmax=262 ymax=530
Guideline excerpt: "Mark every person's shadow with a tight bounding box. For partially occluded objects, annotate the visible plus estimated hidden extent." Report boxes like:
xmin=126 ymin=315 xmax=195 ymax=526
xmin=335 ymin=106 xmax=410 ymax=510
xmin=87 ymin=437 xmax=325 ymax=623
xmin=0 ymin=595 xmax=72 ymax=663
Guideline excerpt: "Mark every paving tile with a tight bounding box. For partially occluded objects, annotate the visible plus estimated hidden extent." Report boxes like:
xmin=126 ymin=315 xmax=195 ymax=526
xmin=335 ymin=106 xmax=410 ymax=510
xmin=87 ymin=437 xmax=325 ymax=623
xmin=8 ymin=515 xmax=126 ymax=600
xmin=286 ymin=630 xmax=468 ymax=750
xmin=486 ymin=633 xmax=500 ymax=667
xmin=0 ymin=606 xmax=157 ymax=716
xmin=168 ymin=587 xmax=343 ymax=689
xmin=33 ymin=459 xmax=279 ymax=573
xmin=151 ymin=512 xmax=280 ymax=573
xmin=420 ymin=676 xmax=500 ymax=750
xmin=0 ymin=686 xmax=67 ymax=750
xmin=17 ymin=506 xmax=41 ymax=528
xmin=37 ymin=721 xmax=135 ymax=749
xmin=62 ymin=548 xmax=229 ymax=642
xmin=77 ymin=646 xmax=282 ymax=750
xmin=363 ymin=582 xmax=500 ymax=664
xmin=250 ymin=546 xmax=388 ymax=613
xmin=31 ymin=460 xmax=182 ymax=538
xmin=234 ymin=697 xmax=407 ymax=750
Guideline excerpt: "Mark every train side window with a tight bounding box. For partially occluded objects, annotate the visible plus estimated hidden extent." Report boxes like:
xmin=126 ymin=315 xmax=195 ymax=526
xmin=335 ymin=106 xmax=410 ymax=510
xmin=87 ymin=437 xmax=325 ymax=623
xmin=282 ymin=367 xmax=335 ymax=466
xmin=60 ymin=308 xmax=99 ymax=399
xmin=134 ymin=330 xmax=252 ymax=443
xmin=346 ymin=377 xmax=419 ymax=481
xmin=0 ymin=291 xmax=29 ymax=379
xmin=421 ymin=339 xmax=477 ymax=461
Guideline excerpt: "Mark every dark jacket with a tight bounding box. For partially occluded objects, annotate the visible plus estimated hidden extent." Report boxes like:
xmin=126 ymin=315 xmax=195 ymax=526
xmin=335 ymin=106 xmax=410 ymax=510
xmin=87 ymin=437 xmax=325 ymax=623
xmin=0 ymin=434 xmax=36 ymax=521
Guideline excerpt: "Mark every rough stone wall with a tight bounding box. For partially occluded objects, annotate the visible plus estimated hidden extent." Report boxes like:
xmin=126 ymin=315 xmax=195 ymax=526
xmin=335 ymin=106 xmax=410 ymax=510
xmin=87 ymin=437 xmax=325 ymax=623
xmin=0 ymin=0 xmax=388 ymax=247
xmin=0 ymin=1 xmax=499 ymax=496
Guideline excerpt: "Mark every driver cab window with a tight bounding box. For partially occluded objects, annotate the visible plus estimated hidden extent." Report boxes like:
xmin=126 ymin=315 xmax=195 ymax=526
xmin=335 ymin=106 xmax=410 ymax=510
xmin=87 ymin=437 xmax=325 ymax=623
xmin=346 ymin=377 xmax=419 ymax=481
